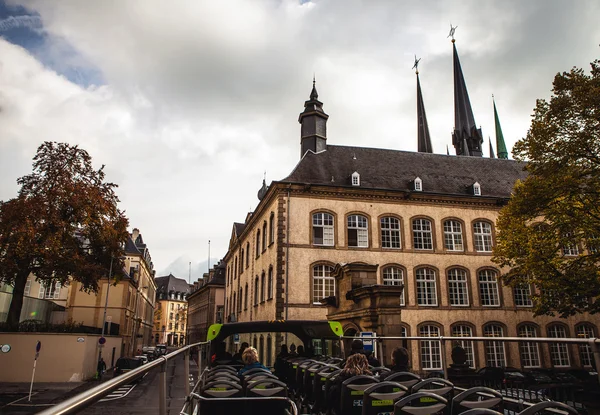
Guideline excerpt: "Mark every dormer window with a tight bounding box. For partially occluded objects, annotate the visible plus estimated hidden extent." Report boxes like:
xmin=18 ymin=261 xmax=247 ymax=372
xmin=473 ymin=182 xmax=481 ymax=196
xmin=414 ymin=177 xmax=422 ymax=192
xmin=352 ymin=171 xmax=360 ymax=186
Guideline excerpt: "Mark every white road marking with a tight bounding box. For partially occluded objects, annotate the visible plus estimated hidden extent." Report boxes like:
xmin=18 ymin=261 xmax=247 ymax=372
xmin=99 ymin=383 xmax=137 ymax=402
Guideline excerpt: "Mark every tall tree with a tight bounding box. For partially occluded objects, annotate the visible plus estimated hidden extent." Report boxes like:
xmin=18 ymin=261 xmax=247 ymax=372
xmin=0 ymin=142 xmax=129 ymax=330
xmin=493 ymin=58 xmax=600 ymax=317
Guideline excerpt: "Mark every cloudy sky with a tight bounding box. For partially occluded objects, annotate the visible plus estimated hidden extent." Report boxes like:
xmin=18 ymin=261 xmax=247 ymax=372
xmin=1 ymin=0 xmax=599 ymax=280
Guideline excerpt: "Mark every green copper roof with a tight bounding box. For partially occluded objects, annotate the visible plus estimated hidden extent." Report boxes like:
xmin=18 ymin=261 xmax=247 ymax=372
xmin=494 ymin=99 xmax=509 ymax=159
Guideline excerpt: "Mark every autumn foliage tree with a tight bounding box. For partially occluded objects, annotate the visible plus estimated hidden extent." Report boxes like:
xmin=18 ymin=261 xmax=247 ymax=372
xmin=493 ymin=58 xmax=600 ymax=317
xmin=0 ymin=142 xmax=129 ymax=330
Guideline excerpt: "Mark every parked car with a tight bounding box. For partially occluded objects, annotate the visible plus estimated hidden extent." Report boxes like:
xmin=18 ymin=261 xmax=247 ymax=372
xmin=156 ymin=344 xmax=167 ymax=355
xmin=477 ymin=366 xmax=528 ymax=385
xmin=142 ymin=346 xmax=157 ymax=360
xmin=136 ymin=355 xmax=149 ymax=365
xmin=114 ymin=357 xmax=144 ymax=376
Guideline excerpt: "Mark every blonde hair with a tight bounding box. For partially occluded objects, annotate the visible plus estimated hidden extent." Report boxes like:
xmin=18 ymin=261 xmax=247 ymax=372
xmin=342 ymin=353 xmax=372 ymax=377
xmin=242 ymin=346 xmax=259 ymax=365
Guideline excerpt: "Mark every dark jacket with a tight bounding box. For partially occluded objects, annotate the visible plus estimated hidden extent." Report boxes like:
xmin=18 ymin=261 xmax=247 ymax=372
xmin=238 ymin=361 xmax=269 ymax=376
xmin=379 ymin=364 xmax=409 ymax=381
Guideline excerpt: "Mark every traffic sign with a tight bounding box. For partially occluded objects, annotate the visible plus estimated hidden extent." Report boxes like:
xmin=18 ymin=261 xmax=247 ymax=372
xmin=98 ymin=337 xmax=106 ymax=345
xmin=360 ymin=332 xmax=374 ymax=352
xmin=233 ymin=334 xmax=240 ymax=344
xmin=35 ymin=341 xmax=41 ymax=353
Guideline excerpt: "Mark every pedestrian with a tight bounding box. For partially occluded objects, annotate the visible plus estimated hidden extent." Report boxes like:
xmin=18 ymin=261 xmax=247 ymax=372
xmin=238 ymin=346 xmax=269 ymax=376
xmin=97 ymin=358 xmax=107 ymax=380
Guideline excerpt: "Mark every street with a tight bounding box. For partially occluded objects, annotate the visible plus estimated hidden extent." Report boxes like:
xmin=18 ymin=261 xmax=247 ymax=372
xmin=0 ymin=354 xmax=196 ymax=415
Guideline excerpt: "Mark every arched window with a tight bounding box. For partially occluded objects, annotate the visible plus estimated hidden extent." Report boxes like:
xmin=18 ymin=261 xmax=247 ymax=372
xmin=548 ymin=325 xmax=570 ymax=367
xmin=576 ymin=324 xmax=595 ymax=367
xmin=246 ymin=242 xmax=250 ymax=268
xmin=240 ymin=249 xmax=244 ymax=273
xmin=478 ymin=270 xmax=500 ymax=306
xmin=347 ymin=214 xmax=368 ymax=247
xmin=452 ymin=325 xmax=475 ymax=368
xmin=562 ymin=232 xmax=580 ymax=256
xmin=484 ymin=324 xmax=506 ymax=367
xmin=234 ymin=257 xmax=238 ymax=279
xmin=412 ymin=218 xmax=433 ymax=250
xmin=232 ymin=292 xmax=236 ymax=315
xmin=448 ymin=268 xmax=469 ymax=306
xmin=419 ymin=325 xmax=441 ymax=370
xmin=519 ymin=324 xmax=541 ymax=368
xmin=312 ymin=264 xmax=335 ymax=304
xmin=269 ymin=212 xmax=275 ymax=245
xmin=256 ymin=231 xmax=261 ymax=257
xmin=260 ymin=272 xmax=266 ymax=302
xmin=244 ymin=283 xmax=248 ymax=310
xmin=443 ymin=220 xmax=464 ymax=251
xmin=262 ymin=222 xmax=267 ymax=251
xmin=312 ymin=212 xmax=334 ymax=246
xmin=416 ymin=268 xmax=437 ymax=306
xmin=380 ymin=216 xmax=401 ymax=249
xmin=254 ymin=277 xmax=259 ymax=305
xmin=382 ymin=266 xmax=404 ymax=305
xmin=514 ymin=283 xmax=533 ymax=307
xmin=267 ymin=267 xmax=273 ymax=300
xmin=473 ymin=221 xmax=493 ymax=252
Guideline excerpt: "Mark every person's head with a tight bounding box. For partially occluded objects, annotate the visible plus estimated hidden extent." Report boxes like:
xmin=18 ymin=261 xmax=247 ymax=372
xmin=290 ymin=344 xmax=296 ymax=352
xmin=240 ymin=342 xmax=249 ymax=353
xmin=280 ymin=344 xmax=288 ymax=355
xmin=391 ymin=347 xmax=409 ymax=367
xmin=343 ymin=353 xmax=371 ymax=376
xmin=242 ymin=346 xmax=259 ymax=365
xmin=351 ymin=339 xmax=364 ymax=352
xmin=297 ymin=345 xmax=304 ymax=355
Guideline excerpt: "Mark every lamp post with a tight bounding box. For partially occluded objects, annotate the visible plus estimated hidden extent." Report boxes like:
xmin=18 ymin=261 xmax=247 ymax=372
xmin=98 ymin=255 xmax=113 ymax=379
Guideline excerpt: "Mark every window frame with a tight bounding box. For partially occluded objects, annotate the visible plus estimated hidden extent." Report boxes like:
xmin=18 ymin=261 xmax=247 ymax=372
xmin=473 ymin=220 xmax=494 ymax=253
xmin=412 ymin=217 xmax=434 ymax=251
xmin=415 ymin=267 xmax=438 ymax=306
xmin=447 ymin=268 xmax=470 ymax=306
xmin=451 ymin=324 xmax=476 ymax=369
xmin=514 ymin=283 xmax=533 ymax=307
xmin=518 ymin=324 xmax=541 ymax=368
xmin=419 ymin=324 xmax=442 ymax=370
xmin=260 ymin=271 xmax=266 ymax=303
xmin=443 ymin=219 xmax=464 ymax=252
xmin=311 ymin=211 xmax=335 ymax=247
xmin=262 ymin=221 xmax=267 ymax=252
xmin=346 ymin=213 xmax=370 ymax=248
xmin=547 ymin=324 xmax=571 ymax=367
xmin=254 ymin=276 xmax=259 ymax=306
xmin=382 ymin=265 xmax=405 ymax=305
xmin=312 ymin=263 xmax=336 ymax=304
xmin=380 ymin=215 xmax=402 ymax=250
xmin=575 ymin=323 xmax=596 ymax=367
xmin=256 ymin=231 xmax=261 ymax=258
xmin=478 ymin=269 xmax=501 ymax=307
xmin=267 ymin=267 xmax=274 ymax=300
xmin=269 ymin=212 xmax=275 ymax=246
xmin=484 ymin=323 xmax=507 ymax=368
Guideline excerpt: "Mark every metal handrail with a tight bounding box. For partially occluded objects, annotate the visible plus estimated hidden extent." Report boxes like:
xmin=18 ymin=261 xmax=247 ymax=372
xmin=340 ymin=335 xmax=600 ymax=344
xmin=37 ymin=341 xmax=210 ymax=415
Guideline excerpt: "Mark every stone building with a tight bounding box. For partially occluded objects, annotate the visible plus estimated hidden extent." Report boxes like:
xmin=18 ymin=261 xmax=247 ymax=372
xmin=153 ymin=274 xmax=190 ymax=346
xmin=223 ymin=40 xmax=600 ymax=371
xmin=187 ymin=261 xmax=225 ymax=344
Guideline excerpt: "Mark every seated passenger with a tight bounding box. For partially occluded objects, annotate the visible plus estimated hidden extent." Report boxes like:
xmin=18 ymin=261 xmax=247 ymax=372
xmin=349 ymin=339 xmax=381 ymax=367
xmin=380 ymin=347 xmax=409 ymax=380
xmin=329 ymin=353 xmax=372 ymax=413
xmin=238 ymin=346 xmax=269 ymax=376
xmin=232 ymin=342 xmax=248 ymax=362
xmin=211 ymin=341 xmax=233 ymax=366
xmin=297 ymin=345 xmax=305 ymax=357
xmin=288 ymin=343 xmax=298 ymax=357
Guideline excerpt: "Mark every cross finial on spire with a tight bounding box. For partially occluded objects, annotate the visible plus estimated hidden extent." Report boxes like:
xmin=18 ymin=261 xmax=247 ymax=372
xmin=310 ymin=75 xmax=318 ymax=100
xmin=448 ymin=24 xmax=457 ymax=42
xmin=412 ymin=55 xmax=421 ymax=74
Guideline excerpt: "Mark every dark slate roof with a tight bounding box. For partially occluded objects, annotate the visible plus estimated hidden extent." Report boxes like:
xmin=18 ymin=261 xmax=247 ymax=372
xmin=282 ymin=145 xmax=527 ymax=198
xmin=155 ymin=274 xmax=190 ymax=294
xmin=208 ymin=261 xmax=226 ymax=285
xmin=124 ymin=236 xmax=141 ymax=255
xmin=234 ymin=222 xmax=246 ymax=237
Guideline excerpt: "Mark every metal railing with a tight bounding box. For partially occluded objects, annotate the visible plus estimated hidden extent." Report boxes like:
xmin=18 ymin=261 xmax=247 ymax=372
xmin=37 ymin=341 xmax=210 ymax=415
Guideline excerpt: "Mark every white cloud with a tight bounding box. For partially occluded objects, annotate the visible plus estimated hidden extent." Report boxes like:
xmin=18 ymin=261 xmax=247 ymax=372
xmin=2 ymin=0 xmax=600 ymax=276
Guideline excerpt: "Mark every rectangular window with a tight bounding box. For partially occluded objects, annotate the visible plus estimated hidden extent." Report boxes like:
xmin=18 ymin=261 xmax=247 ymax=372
xmin=312 ymin=213 xmax=334 ymax=246
xmin=519 ymin=325 xmax=541 ymax=368
xmin=577 ymin=325 xmax=595 ymax=366
xmin=416 ymin=268 xmax=437 ymax=306
xmin=381 ymin=217 xmax=401 ymax=249
xmin=548 ymin=326 xmax=570 ymax=367
xmin=313 ymin=265 xmax=335 ymax=303
xmin=444 ymin=220 xmax=464 ymax=251
xmin=563 ymin=233 xmax=580 ymax=256
xmin=383 ymin=267 xmax=404 ymax=305
xmin=413 ymin=219 xmax=433 ymax=250
xmin=473 ymin=222 xmax=493 ymax=252
xmin=24 ymin=279 xmax=31 ymax=296
xmin=479 ymin=270 xmax=500 ymax=306
xmin=514 ymin=284 xmax=533 ymax=307
xmin=484 ymin=325 xmax=506 ymax=367
xmin=347 ymin=215 xmax=368 ymax=248
xmin=448 ymin=269 xmax=469 ymax=306
xmin=420 ymin=326 xmax=441 ymax=370
xmin=39 ymin=281 xmax=61 ymax=299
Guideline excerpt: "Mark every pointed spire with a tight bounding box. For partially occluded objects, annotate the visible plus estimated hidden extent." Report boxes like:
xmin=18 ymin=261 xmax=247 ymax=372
xmin=493 ymin=96 xmax=509 ymax=159
xmin=451 ymin=34 xmax=483 ymax=157
xmin=415 ymin=58 xmax=433 ymax=153
xmin=299 ymin=77 xmax=329 ymax=157
xmin=489 ymin=137 xmax=496 ymax=158
xmin=310 ymin=74 xmax=318 ymax=100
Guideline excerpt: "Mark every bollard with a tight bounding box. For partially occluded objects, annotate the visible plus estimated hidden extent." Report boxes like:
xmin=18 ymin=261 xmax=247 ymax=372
xmin=159 ymin=356 xmax=167 ymax=415
xmin=185 ymin=348 xmax=190 ymax=397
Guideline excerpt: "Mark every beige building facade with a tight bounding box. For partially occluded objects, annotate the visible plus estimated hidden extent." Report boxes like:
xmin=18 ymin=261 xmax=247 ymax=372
xmin=187 ymin=262 xmax=225 ymax=344
xmin=153 ymin=274 xmax=190 ymax=346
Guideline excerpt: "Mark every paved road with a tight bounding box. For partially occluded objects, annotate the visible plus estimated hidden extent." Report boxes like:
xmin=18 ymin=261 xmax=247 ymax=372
xmin=79 ymin=355 xmax=195 ymax=415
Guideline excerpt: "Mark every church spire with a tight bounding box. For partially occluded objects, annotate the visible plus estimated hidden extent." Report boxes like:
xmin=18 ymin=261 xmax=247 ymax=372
xmin=414 ymin=56 xmax=433 ymax=153
xmin=450 ymin=29 xmax=483 ymax=157
xmin=489 ymin=137 xmax=496 ymax=158
xmin=298 ymin=77 xmax=329 ymax=158
xmin=493 ymin=96 xmax=509 ymax=159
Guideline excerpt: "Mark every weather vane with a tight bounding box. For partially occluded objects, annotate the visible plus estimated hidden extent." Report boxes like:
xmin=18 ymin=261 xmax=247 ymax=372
xmin=447 ymin=24 xmax=457 ymax=41
xmin=412 ymin=55 xmax=421 ymax=74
